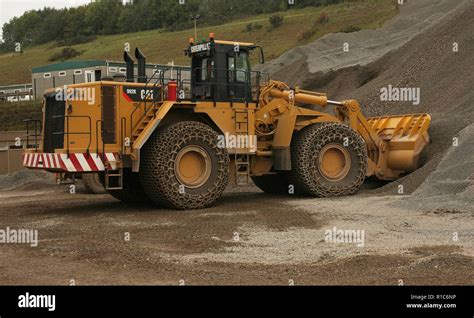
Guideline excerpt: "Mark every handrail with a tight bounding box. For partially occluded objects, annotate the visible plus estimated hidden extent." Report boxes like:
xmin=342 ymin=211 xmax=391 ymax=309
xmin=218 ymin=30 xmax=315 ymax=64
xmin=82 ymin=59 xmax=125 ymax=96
xmin=129 ymin=70 xmax=163 ymax=138
xmin=126 ymin=66 xmax=268 ymax=140
xmin=95 ymin=119 xmax=103 ymax=158
xmin=120 ymin=117 xmax=126 ymax=154
xmin=53 ymin=115 xmax=92 ymax=157
xmin=192 ymin=67 xmax=268 ymax=104
xmin=23 ymin=119 xmax=42 ymax=151
xmin=160 ymin=67 xmax=193 ymax=101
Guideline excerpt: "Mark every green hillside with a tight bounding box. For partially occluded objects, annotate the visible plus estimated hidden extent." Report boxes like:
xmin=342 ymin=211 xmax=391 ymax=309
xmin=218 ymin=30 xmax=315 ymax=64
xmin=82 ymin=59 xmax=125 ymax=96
xmin=0 ymin=0 xmax=397 ymax=85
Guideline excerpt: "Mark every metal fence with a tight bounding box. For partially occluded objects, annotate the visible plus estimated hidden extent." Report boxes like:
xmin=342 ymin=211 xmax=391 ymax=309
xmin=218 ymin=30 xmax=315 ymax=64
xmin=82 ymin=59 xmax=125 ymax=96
xmin=0 ymin=147 xmax=24 ymax=174
xmin=0 ymin=132 xmax=27 ymax=175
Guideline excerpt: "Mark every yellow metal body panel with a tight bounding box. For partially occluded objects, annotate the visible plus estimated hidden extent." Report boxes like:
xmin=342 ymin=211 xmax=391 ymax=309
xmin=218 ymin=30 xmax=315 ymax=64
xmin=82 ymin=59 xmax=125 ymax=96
xmin=193 ymin=101 xmax=257 ymax=143
xmin=41 ymin=81 xmax=162 ymax=156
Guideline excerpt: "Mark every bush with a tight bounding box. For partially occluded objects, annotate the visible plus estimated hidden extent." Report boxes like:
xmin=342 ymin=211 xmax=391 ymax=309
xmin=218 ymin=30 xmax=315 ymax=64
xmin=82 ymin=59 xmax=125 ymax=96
xmin=318 ymin=12 xmax=329 ymax=25
xmin=48 ymin=47 xmax=82 ymax=62
xmin=298 ymin=29 xmax=316 ymax=42
xmin=269 ymin=14 xmax=284 ymax=28
xmin=244 ymin=22 xmax=263 ymax=32
xmin=340 ymin=25 xmax=361 ymax=33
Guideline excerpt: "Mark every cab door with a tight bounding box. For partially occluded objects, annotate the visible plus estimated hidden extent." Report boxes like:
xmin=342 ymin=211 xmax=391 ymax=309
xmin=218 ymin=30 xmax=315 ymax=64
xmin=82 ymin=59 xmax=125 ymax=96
xmin=193 ymin=57 xmax=214 ymax=99
xmin=227 ymin=51 xmax=251 ymax=102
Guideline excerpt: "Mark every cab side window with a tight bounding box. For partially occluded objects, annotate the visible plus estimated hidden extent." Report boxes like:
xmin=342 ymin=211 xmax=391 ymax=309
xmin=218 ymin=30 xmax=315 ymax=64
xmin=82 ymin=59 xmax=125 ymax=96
xmin=200 ymin=58 xmax=214 ymax=82
xmin=228 ymin=52 xmax=249 ymax=82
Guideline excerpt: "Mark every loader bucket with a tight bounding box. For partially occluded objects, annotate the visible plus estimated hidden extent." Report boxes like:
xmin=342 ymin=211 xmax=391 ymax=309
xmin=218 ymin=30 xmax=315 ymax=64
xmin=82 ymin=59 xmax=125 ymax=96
xmin=367 ymin=113 xmax=431 ymax=172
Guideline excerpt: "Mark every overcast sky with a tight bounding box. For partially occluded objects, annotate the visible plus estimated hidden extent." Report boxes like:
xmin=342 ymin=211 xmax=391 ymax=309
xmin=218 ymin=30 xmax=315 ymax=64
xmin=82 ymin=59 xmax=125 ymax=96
xmin=0 ymin=0 xmax=92 ymax=40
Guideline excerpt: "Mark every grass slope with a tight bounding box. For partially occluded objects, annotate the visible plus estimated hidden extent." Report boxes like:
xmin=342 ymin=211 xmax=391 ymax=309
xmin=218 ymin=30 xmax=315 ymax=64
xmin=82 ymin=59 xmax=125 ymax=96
xmin=0 ymin=0 xmax=397 ymax=85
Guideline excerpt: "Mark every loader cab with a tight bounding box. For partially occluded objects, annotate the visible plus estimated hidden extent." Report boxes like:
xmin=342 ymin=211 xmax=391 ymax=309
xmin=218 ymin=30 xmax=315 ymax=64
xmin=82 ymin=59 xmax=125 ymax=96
xmin=187 ymin=34 xmax=264 ymax=103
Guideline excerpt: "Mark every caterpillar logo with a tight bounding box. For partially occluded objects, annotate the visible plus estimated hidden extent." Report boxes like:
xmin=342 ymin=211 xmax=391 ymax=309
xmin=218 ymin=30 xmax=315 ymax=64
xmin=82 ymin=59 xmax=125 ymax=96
xmin=190 ymin=43 xmax=210 ymax=53
xmin=141 ymin=90 xmax=154 ymax=99
xmin=122 ymin=86 xmax=160 ymax=102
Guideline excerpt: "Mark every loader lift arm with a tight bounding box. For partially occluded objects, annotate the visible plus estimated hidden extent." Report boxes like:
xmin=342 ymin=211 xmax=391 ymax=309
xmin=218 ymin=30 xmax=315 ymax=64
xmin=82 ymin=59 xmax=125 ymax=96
xmin=334 ymin=99 xmax=388 ymax=179
xmin=256 ymin=80 xmax=431 ymax=181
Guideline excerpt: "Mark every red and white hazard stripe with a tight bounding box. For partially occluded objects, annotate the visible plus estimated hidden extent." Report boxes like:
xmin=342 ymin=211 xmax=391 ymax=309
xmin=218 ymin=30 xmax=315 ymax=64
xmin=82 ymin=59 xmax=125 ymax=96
xmin=23 ymin=153 xmax=119 ymax=172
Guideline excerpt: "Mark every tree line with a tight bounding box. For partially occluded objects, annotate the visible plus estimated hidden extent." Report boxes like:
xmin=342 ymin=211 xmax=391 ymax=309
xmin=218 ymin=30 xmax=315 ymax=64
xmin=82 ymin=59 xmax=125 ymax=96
xmin=0 ymin=0 xmax=343 ymax=53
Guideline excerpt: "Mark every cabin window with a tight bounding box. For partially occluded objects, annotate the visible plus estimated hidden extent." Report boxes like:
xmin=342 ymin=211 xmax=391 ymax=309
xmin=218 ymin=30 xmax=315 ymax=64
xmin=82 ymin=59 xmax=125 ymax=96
xmin=228 ymin=52 xmax=248 ymax=82
xmin=200 ymin=58 xmax=214 ymax=82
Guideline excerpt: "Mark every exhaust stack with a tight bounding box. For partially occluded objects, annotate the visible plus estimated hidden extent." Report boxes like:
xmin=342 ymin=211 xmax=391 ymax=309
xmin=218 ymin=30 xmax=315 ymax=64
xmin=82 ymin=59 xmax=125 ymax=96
xmin=123 ymin=51 xmax=135 ymax=83
xmin=135 ymin=48 xmax=147 ymax=84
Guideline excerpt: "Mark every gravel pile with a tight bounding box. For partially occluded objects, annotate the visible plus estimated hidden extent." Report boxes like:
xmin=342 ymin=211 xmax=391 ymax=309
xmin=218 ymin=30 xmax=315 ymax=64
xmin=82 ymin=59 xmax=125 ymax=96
xmin=259 ymin=0 xmax=468 ymax=87
xmin=0 ymin=170 xmax=53 ymax=190
xmin=265 ymin=0 xmax=474 ymax=196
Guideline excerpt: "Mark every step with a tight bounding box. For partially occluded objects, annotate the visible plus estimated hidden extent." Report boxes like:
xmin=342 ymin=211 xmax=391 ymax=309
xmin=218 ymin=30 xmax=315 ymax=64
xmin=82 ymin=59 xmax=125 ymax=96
xmin=105 ymin=168 xmax=123 ymax=190
xmin=106 ymin=174 xmax=123 ymax=177
xmin=106 ymin=187 xmax=123 ymax=190
xmin=104 ymin=163 xmax=122 ymax=167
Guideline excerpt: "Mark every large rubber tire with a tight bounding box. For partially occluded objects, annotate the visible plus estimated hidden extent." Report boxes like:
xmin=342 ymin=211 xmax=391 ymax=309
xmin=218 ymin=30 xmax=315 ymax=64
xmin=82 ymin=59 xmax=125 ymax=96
xmin=100 ymin=169 xmax=151 ymax=204
xmin=290 ymin=122 xmax=368 ymax=197
xmin=140 ymin=121 xmax=230 ymax=210
xmin=82 ymin=173 xmax=107 ymax=194
xmin=251 ymin=173 xmax=291 ymax=195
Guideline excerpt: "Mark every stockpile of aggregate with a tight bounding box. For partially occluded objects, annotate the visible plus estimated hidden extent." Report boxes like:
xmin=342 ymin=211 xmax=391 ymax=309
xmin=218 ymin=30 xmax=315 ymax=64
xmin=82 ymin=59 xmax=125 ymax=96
xmin=263 ymin=0 xmax=474 ymax=196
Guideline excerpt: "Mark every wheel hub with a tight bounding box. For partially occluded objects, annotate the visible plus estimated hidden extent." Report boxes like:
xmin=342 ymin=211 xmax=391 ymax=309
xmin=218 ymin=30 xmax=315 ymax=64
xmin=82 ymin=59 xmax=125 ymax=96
xmin=318 ymin=143 xmax=351 ymax=181
xmin=175 ymin=145 xmax=212 ymax=188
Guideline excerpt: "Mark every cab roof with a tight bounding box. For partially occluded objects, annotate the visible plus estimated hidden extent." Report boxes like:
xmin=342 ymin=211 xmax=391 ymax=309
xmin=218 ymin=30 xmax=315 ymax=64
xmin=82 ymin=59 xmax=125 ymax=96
xmin=213 ymin=40 xmax=256 ymax=48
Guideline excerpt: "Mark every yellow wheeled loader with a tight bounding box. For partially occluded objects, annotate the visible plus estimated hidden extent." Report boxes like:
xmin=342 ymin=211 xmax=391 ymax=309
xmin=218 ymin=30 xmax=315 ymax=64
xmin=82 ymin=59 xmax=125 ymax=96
xmin=23 ymin=34 xmax=431 ymax=209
